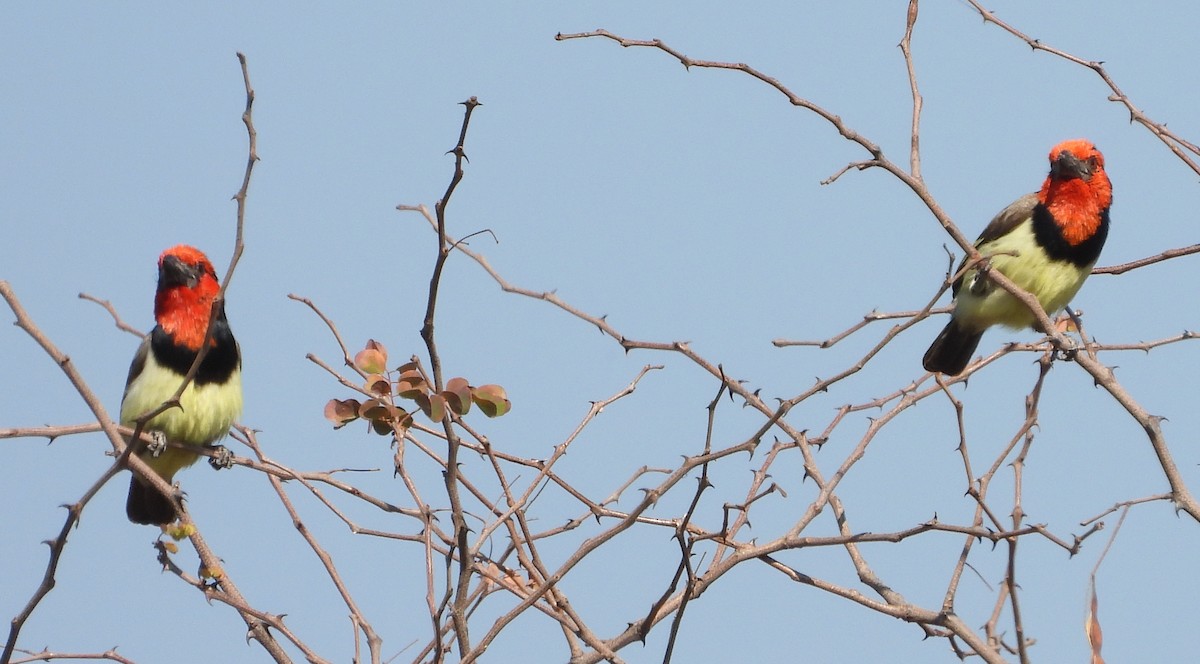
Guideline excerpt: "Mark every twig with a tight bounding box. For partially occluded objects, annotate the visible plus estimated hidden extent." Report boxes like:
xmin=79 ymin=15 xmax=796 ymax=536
xmin=1092 ymin=243 xmax=1200 ymax=275
xmin=965 ymin=0 xmax=1200 ymax=177
xmin=243 ymin=430 xmax=383 ymax=664
xmin=401 ymin=97 xmax=482 ymax=658
xmin=899 ymin=0 xmax=924 ymax=179
xmin=78 ymin=293 xmax=145 ymax=338
xmin=10 ymin=648 xmax=135 ymax=664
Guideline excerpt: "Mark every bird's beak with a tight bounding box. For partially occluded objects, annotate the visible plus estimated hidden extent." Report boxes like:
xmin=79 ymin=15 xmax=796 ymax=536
xmin=159 ymin=255 xmax=201 ymax=289
xmin=1050 ymin=150 xmax=1092 ymax=181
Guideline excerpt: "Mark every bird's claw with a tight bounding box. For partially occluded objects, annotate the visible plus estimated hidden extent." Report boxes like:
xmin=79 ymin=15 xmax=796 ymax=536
xmin=967 ymin=260 xmax=993 ymax=297
xmin=147 ymin=431 xmax=168 ymax=458
xmin=208 ymin=445 xmax=234 ymax=470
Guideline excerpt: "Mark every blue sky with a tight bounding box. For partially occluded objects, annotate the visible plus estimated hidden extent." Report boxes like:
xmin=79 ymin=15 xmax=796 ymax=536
xmin=3 ymin=2 xmax=1198 ymax=663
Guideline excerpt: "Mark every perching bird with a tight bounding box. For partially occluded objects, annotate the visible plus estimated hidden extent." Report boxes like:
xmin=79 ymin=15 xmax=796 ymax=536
xmin=121 ymin=245 xmax=242 ymax=524
xmin=923 ymin=139 xmax=1112 ymax=375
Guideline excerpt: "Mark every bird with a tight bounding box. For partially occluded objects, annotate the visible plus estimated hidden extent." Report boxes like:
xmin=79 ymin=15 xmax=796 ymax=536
xmin=922 ymin=139 xmax=1112 ymax=375
xmin=120 ymin=245 xmax=242 ymax=525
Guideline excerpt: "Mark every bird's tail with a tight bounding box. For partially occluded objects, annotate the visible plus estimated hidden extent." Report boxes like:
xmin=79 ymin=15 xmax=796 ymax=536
xmin=922 ymin=318 xmax=985 ymax=376
xmin=126 ymin=475 xmax=177 ymax=525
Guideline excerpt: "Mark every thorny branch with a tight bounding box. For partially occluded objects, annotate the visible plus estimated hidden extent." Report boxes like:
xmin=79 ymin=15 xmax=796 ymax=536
xmin=6 ymin=7 xmax=1199 ymax=664
xmin=0 ymin=53 xmax=290 ymax=664
xmin=401 ymin=96 xmax=483 ymax=659
xmin=965 ymin=0 xmax=1200 ymax=178
xmin=544 ymin=10 xmax=1197 ymax=662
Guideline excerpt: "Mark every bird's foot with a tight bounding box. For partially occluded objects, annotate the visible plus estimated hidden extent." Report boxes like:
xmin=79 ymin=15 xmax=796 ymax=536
xmin=147 ymin=430 xmax=169 ymax=458
xmin=208 ymin=445 xmax=234 ymax=470
xmin=967 ymin=259 xmax=994 ymax=297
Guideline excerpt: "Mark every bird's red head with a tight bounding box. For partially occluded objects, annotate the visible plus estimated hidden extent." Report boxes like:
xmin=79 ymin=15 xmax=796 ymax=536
xmin=153 ymin=245 xmax=222 ymax=351
xmin=1037 ymin=139 xmax=1113 ymax=246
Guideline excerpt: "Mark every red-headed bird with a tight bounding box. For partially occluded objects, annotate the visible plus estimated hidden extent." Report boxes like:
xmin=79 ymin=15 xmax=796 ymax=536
xmin=923 ymin=139 xmax=1112 ymax=375
xmin=121 ymin=245 xmax=242 ymax=524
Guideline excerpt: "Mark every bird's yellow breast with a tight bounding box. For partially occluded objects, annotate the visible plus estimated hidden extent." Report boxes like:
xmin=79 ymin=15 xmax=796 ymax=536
xmin=954 ymin=220 xmax=1094 ymax=330
xmin=120 ymin=351 xmax=242 ymax=480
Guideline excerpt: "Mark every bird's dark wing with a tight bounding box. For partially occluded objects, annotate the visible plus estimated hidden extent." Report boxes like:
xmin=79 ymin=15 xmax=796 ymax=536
xmin=974 ymin=192 xmax=1039 ymax=247
xmin=123 ymin=333 xmax=152 ymax=398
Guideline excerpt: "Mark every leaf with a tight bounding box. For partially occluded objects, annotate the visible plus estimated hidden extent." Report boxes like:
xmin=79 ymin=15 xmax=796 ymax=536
xmin=358 ymin=398 xmax=390 ymax=422
xmin=498 ymin=566 xmax=530 ymax=597
xmin=1086 ymin=584 xmax=1104 ymax=664
xmin=1054 ymin=313 xmax=1079 ymax=333
xmin=442 ymin=377 xmax=473 ymax=415
xmin=472 ymin=384 xmax=511 ymax=417
xmin=364 ymin=374 xmax=391 ymax=397
xmin=427 ymin=394 xmax=446 ymax=422
xmin=370 ymin=416 xmax=395 ymax=436
xmin=396 ymin=369 xmax=428 ymax=399
xmin=416 ymin=392 xmax=446 ymax=421
xmin=354 ymin=340 xmax=388 ymax=374
xmin=324 ymin=398 xmax=362 ymax=428
xmin=480 ymin=562 xmax=530 ymax=597
xmin=480 ymin=562 xmax=501 ymax=592
xmin=359 ymin=399 xmax=411 ymax=436
xmin=199 ymin=564 xmax=224 ymax=581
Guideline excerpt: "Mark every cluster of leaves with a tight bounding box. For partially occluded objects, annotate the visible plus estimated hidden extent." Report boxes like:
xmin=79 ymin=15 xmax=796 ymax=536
xmin=324 ymin=340 xmax=511 ymax=436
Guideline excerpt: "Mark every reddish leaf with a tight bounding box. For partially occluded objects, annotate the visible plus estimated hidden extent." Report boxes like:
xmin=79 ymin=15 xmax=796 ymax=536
xmin=358 ymin=398 xmax=390 ymax=421
xmin=1054 ymin=312 xmax=1080 ymax=333
xmin=360 ymin=399 xmax=411 ymax=436
xmin=364 ymin=373 xmax=391 ymax=396
xmin=354 ymin=340 xmax=388 ymax=374
xmin=416 ymin=392 xmax=447 ymax=421
xmin=324 ymin=398 xmax=362 ymax=428
xmin=370 ymin=417 xmax=392 ymax=436
xmin=396 ymin=369 xmax=428 ymax=399
xmin=381 ymin=408 xmax=413 ymax=437
xmin=443 ymin=377 xmax=473 ymax=415
xmin=372 ymin=414 xmax=409 ymax=436
xmin=471 ymin=384 xmax=511 ymax=417
xmin=1087 ymin=585 xmax=1104 ymax=664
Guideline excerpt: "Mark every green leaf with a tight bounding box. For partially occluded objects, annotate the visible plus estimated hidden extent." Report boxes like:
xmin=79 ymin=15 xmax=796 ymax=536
xmin=471 ymin=384 xmax=511 ymax=418
xmin=354 ymin=340 xmax=388 ymax=374
xmin=416 ymin=392 xmax=446 ymax=421
xmin=442 ymin=377 xmax=473 ymax=415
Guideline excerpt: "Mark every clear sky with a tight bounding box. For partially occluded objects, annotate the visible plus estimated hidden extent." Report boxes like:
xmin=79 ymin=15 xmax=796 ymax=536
xmin=3 ymin=2 xmax=1198 ymax=663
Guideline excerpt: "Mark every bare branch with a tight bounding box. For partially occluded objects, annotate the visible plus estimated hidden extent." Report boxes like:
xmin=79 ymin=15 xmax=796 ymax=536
xmin=899 ymin=0 xmax=924 ymax=179
xmin=78 ymin=293 xmax=145 ymax=338
xmin=965 ymin=0 xmax=1200 ymax=177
